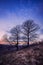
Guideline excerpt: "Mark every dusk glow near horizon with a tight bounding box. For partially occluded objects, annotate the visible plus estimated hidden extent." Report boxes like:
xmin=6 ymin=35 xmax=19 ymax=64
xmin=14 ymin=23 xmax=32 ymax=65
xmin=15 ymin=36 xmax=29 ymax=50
xmin=0 ymin=0 xmax=43 ymax=41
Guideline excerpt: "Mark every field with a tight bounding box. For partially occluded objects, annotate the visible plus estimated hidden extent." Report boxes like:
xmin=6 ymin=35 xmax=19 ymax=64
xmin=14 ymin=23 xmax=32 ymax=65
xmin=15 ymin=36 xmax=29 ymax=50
xmin=0 ymin=43 xmax=43 ymax=65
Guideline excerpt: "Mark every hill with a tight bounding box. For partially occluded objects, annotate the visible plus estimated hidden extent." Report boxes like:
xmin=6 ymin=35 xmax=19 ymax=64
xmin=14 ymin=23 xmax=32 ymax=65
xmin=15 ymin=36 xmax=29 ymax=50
xmin=0 ymin=43 xmax=43 ymax=65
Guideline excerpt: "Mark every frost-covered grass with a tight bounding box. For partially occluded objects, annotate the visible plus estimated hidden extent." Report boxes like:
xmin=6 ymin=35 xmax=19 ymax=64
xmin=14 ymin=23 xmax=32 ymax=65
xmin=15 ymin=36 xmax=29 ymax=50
xmin=0 ymin=43 xmax=43 ymax=65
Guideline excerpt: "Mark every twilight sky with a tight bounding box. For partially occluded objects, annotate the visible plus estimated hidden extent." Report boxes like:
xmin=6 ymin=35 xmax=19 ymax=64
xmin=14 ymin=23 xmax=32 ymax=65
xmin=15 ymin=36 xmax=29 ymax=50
xmin=0 ymin=0 xmax=43 ymax=40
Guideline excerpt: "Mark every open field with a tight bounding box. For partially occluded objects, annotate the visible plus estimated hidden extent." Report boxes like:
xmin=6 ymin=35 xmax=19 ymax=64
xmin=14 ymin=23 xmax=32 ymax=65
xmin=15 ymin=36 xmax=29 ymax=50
xmin=0 ymin=43 xmax=43 ymax=65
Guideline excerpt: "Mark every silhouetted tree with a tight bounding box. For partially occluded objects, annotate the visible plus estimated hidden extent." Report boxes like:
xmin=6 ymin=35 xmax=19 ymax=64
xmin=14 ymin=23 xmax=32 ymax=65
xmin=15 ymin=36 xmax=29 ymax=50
xmin=21 ymin=20 xmax=40 ymax=46
xmin=2 ymin=34 xmax=11 ymax=44
xmin=10 ymin=25 xmax=21 ymax=50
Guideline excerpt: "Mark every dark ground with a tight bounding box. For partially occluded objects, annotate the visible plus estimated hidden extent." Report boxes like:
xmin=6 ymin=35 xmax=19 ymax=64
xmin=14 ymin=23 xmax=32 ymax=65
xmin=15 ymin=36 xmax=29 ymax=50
xmin=0 ymin=42 xmax=43 ymax=65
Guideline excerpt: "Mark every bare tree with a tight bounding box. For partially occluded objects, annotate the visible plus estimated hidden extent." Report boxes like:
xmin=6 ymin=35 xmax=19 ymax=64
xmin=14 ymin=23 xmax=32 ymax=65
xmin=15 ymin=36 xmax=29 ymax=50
xmin=21 ymin=20 xmax=40 ymax=46
xmin=2 ymin=34 xmax=11 ymax=45
xmin=10 ymin=25 xmax=21 ymax=50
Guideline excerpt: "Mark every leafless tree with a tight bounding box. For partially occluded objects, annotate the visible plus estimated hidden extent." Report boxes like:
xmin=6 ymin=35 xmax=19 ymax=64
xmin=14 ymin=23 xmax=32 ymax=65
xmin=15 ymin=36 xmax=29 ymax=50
xmin=21 ymin=20 xmax=40 ymax=46
xmin=2 ymin=34 xmax=11 ymax=45
xmin=10 ymin=25 xmax=21 ymax=50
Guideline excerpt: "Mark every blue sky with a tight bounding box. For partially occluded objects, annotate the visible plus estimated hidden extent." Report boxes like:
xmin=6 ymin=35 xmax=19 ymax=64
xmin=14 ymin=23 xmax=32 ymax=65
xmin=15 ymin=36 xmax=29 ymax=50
xmin=0 ymin=0 xmax=43 ymax=39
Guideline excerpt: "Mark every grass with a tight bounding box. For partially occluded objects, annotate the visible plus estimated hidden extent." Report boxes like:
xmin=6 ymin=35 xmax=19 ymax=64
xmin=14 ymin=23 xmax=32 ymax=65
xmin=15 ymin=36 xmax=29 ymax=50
xmin=0 ymin=43 xmax=43 ymax=65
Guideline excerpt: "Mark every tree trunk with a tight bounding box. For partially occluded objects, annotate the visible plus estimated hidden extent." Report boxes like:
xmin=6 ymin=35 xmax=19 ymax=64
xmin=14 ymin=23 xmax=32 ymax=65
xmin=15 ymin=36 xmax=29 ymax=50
xmin=17 ymin=40 xmax=18 ymax=50
xmin=27 ymin=37 xmax=29 ymax=46
xmin=16 ymin=37 xmax=18 ymax=50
